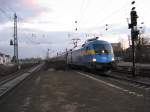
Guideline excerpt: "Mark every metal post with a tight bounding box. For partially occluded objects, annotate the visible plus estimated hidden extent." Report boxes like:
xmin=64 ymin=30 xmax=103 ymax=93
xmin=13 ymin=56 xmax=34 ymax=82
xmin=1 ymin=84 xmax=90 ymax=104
xmin=47 ymin=49 xmax=49 ymax=59
xmin=14 ymin=13 xmax=18 ymax=64
xmin=128 ymin=1 xmax=139 ymax=77
xmin=13 ymin=14 xmax=16 ymax=63
xmin=131 ymin=30 xmax=136 ymax=77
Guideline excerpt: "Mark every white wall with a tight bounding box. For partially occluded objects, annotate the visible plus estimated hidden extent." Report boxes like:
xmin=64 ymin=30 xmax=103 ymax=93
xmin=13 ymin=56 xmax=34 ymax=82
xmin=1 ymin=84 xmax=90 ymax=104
xmin=0 ymin=55 xmax=11 ymax=64
xmin=0 ymin=56 xmax=3 ymax=64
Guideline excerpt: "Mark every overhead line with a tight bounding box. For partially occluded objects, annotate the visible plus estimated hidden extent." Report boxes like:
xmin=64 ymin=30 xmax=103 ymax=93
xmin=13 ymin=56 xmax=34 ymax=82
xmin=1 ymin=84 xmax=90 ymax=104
xmin=97 ymin=0 xmax=132 ymax=27
xmin=0 ymin=8 xmax=11 ymax=20
xmin=75 ymin=0 xmax=91 ymax=29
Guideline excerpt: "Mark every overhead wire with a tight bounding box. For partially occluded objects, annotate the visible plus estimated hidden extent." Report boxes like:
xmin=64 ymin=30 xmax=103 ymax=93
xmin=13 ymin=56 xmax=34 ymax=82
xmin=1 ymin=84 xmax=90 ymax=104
xmin=18 ymin=32 xmax=40 ymax=45
xmin=1 ymin=3 xmax=35 ymax=43
xmin=0 ymin=7 xmax=11 ymax=20
xmin=71 ymin=0 xmax=91 ymax=43
xmin=78 ymin=0 xmax=87 ymax=23
xmin=77 ymin=0 xmax=91 ymax=28
xmin=0 ymin=0 xmax=15 ymax=20
xmin=77 ymin=0 xmax=131 ymax=32
xmin=73 ymin=0 xmax=132 ymax=39
xmin=96 ymin=0 xmax=132 ymax=27
xmin=133 ymin=0 xmax=149 ymax=23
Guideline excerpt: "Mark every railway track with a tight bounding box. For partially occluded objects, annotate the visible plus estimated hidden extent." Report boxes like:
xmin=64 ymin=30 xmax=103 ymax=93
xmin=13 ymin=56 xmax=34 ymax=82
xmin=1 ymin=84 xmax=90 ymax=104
xmin=0 ymin=64 xmax=43 ymax=99
xmin=0 ymin=69 xmax=29 ymax=86
xmin=110 ymin=72 xmax=150 ymax=87
xmin=75 ymin=69 xmax=150 ymax=93
xmin=112 ymin=66 xmax=150 ymax=78
xmin=0 ymin=73 xmax=22 ymax=87
xmin=74 ymin=67 xmax=150 ymax=87
xmin=108 ymin=67 xmax=150 ymax=87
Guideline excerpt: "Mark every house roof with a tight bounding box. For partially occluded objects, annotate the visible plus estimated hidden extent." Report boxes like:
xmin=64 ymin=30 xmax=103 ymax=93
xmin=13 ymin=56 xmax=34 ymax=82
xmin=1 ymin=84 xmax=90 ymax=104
xmin=0 ymin=52 xmax=11 ymax=57
xmin=0 ymin=52 xmax=4 ymax=56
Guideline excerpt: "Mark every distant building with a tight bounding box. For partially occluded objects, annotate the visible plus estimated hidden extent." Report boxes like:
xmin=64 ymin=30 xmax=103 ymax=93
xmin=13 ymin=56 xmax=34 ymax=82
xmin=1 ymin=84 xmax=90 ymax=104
xmin=0 ymin=53 xmax=4 ymax=64
xmin=111 ymin=43 xmax=124 ymax=57
xmin=125 ymin=45 xmax=150 ymax=62
xmin=0 ymin=52 xmax=11 ymax=64
xmin=111 ymin=43 xmax=122 ymax=51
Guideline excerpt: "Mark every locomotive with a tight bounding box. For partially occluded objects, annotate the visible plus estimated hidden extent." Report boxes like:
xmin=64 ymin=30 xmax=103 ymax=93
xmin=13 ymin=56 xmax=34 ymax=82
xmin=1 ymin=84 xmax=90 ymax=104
xmin=66 ymin=37 xmax=115 ymax=72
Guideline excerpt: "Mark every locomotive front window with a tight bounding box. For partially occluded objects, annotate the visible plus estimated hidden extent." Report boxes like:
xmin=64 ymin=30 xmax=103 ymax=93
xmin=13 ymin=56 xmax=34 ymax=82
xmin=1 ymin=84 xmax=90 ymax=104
xmin=93 ymin=44 xmax=112 ymax=54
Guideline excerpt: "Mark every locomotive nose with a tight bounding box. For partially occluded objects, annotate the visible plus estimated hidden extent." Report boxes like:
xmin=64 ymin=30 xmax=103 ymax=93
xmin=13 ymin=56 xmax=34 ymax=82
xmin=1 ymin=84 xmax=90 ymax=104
xmin=95 ymin=54 xmax=113 ymax=63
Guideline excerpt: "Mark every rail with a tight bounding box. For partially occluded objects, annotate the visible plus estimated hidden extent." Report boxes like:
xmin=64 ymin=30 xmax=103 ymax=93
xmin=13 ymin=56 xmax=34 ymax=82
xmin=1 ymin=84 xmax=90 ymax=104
xmin=0 ymin=63 xmax=44 ymax=99
xmin=112 ymin=66 xmax=150 ymax=78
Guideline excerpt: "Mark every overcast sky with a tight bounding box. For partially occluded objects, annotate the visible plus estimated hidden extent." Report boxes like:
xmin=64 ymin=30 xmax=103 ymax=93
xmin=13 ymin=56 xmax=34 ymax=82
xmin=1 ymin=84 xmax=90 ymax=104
xmin=0 ymin=0 xmax=150 ymax=58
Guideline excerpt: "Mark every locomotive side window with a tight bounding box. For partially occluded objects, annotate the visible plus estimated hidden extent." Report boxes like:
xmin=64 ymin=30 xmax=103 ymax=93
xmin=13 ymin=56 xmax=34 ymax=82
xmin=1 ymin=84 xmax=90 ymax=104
xmin=86 ymin=47 xmax=90 ymax=55
xmin=86 ymin=47 xmax=89 ymax=51
xmin=93 ymin=44 xmax=112 ymax=54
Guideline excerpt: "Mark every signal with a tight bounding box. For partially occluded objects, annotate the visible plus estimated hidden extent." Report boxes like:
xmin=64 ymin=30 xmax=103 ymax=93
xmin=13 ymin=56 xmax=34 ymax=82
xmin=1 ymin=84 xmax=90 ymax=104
xmin=130 ymin=9 xmax=138 ymax=27
xmin=131 ymin=29 xmax=139 ymax=41
xmin=129 ymin=8 xmax=139 ymax=41
xmin=128 ymin=1 xmax=140 ymax=77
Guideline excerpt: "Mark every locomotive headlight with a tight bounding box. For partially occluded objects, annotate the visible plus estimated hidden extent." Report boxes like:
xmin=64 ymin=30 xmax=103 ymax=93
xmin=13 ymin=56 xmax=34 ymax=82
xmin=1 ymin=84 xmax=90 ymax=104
xmin=112 ymin=57 xmax=115 ymax=61
xmin=102 ymin=50 xmax=105 ymax=53
xmin=92 ymin=58 xmax=96 ymax=62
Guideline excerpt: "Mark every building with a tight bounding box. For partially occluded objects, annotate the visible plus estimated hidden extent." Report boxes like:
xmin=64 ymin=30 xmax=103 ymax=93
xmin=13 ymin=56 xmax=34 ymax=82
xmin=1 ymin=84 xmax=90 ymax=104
xmin=0 ymin=52 xmax=11 ymax=64
xmin=0 ymin=53 xmax=4 ymax=64
xmin=125 ymin=45 xmax=150 ymax=63
xmin=111 ymin=43 xmax=124 ymax=57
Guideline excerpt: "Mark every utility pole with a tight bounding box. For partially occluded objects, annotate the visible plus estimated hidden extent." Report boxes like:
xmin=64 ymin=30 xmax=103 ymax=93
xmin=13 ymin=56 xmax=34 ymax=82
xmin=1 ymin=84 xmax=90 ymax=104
xmin=72 ymin=38 xmax=80 ymax=48
xmin=128 ymin=35 xmax=131 ymax=46
xmin=10 ymin=13 xmax=18 ymax=64
xmin=128 ymin=1 xmax=139 ymax=77
xmin=139 ymin=22 xmax=145 ymax=45
xmin=14 ymin=13 xmax=18 ymax=64
xmin=47 ymin=49 xmax=50 ymax=59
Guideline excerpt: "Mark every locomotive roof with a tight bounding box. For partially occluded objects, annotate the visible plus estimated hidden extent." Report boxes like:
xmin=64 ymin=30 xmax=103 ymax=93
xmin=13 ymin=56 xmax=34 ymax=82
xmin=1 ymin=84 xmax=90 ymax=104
xmin=67 ymin=39 xmax=111 ymax=53
xmin=84 ymin=40 xmax=110 ymax=46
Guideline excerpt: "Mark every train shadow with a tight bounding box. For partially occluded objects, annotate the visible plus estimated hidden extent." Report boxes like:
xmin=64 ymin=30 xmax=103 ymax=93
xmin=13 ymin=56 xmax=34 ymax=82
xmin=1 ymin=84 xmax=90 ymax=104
xmin=45 ymin=60 xmax=68 ymax=71
xmin=67 ymin=65 xmax=111 ymax=77
xmin=45 ymin=60 xmax=112 ymax=77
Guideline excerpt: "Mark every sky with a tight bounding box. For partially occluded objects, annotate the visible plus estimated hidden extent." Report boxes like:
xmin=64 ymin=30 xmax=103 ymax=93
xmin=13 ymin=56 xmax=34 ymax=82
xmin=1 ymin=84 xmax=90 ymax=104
xmin=0 ymin=0 xmax=150 ymax=58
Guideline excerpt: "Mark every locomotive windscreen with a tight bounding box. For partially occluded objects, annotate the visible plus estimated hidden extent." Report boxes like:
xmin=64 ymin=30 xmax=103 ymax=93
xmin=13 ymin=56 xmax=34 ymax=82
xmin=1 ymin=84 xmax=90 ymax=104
xmin=93 ymin=44 xmax=112 ymax=54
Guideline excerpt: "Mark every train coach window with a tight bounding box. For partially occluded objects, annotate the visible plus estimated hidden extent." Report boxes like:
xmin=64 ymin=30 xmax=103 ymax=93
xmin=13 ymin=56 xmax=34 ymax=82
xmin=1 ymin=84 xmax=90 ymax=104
xmin=93 ymin=44 xmax=112 ymax=54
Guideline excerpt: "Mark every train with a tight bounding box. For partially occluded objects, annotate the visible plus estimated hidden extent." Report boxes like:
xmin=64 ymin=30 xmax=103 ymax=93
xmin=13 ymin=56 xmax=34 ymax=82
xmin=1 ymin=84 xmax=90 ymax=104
xmin=53 ymin=37 xmax=115 ymax=73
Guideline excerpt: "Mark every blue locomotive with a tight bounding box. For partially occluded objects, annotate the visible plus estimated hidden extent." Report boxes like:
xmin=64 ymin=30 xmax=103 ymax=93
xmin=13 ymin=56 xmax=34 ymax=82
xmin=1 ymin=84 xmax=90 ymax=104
xmin=67 ymin=37 xmax=115 ymax=72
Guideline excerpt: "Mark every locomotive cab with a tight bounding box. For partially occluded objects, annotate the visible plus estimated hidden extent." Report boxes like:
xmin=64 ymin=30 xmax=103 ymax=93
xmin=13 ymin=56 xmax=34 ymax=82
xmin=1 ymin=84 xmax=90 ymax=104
xmin=90 ymin=40 xmax=115 ymax=71
xmin=66 ymin=37 xmax=115 ymax=73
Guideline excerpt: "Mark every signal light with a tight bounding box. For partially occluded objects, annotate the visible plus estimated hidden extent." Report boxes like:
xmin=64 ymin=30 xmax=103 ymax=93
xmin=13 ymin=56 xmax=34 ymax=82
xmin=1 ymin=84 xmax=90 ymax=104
xmin=130 ymin=10 xmax=138 ymax=27
xmin=131 ymin=30 xmax=139 ymax=40
xmin=10 ymin=40 xmax=13 ymax=45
